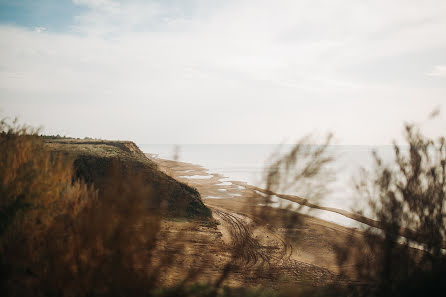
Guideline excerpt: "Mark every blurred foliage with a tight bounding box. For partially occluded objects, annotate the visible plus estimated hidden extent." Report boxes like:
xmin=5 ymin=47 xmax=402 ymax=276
xmin=0 ymin=119 xmax=95 ymax=296
xmin=263 ymin=134 xmax=335 ymax=201
xmin=0 ymin=119 xmax=175 ymax=296
xmin=152 ymin=283 xmax=279 ymax=297
xmin=338 ymin=122 xmax=446 ymax=297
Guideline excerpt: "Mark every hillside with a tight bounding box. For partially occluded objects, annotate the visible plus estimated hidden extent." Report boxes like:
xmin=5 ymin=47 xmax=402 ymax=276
xmin=44 ymin=139 xmax=211 ymax=218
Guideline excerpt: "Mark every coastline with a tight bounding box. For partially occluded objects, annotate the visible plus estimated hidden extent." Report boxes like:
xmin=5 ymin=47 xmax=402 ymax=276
xmin=147 ymin=153 xmax=377 ymax=230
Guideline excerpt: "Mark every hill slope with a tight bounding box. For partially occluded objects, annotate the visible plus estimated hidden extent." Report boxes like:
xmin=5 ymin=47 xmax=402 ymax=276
xmin=44 ymin=139 xmax=211 ymax=218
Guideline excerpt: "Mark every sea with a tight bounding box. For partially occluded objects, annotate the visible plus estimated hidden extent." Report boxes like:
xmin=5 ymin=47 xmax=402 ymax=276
xmin=139 ymin=144 xmax=397 ymax=220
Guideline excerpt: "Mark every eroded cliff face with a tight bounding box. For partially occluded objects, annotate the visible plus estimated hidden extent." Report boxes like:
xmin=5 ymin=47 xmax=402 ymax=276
xmin=44 ymin=139 xmax=211 ymax=218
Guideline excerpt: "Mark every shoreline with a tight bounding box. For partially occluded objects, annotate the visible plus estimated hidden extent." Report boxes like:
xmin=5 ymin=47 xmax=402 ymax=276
xmin=147 ymin=154 xmax=376 ymax=230
xmin=149 ymin=154 xmax=445 ymax=251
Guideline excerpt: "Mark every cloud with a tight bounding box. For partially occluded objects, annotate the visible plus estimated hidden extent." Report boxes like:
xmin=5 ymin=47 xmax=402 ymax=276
xmin=0 ymin=0 xmax=446 ymax=144
xmin=427 ymin=65 xmax=446 ymax=77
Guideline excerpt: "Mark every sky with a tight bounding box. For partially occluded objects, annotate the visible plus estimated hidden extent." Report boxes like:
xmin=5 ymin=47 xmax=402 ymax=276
xmin=0 ymin=0 xmax=445 ymax=145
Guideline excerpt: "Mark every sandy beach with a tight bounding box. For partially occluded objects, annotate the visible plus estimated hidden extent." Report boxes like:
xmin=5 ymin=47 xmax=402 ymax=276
xmin=147 ymin=154 xmax=371 ymax=287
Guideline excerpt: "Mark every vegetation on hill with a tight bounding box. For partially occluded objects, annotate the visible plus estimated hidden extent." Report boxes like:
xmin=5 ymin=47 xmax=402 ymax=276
xmin=44 ymin=138 xmax=211 ymax=218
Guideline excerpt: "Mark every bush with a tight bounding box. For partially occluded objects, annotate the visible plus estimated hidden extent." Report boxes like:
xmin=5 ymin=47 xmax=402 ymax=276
xmin=0 ymin=119 xmax=165 ymax=296
xmin=342 ymin=122 xmax=446 ymax=297
xmin=0 ymin=119 xmax=96 ymax=296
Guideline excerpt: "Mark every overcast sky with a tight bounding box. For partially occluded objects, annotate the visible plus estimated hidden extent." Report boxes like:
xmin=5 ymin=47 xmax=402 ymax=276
xmin=0 ymin=0 xmax=445 ymax=144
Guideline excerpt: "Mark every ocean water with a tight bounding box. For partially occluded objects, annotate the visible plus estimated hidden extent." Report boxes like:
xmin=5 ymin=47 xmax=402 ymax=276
xmin=139 ymin=144 xmax=396 ymax=216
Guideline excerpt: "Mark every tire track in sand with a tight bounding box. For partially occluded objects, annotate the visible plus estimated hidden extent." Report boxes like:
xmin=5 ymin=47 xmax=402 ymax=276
xmin=212 ymin=207 xmax=290 ymax=268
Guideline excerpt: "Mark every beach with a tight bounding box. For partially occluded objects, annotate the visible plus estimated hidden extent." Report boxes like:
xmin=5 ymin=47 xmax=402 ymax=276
xmin=146 ymin=154 xmax=373 ymax=286
xmin=149 ymin=152 xmax=382 ymax=229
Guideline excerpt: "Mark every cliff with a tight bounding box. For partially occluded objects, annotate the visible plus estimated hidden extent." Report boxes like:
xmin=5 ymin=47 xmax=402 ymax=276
xmin=44 ymin=139 xmax=211 ymax=218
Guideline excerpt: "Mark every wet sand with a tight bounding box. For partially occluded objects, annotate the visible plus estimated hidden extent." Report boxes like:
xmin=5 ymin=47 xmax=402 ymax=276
xmin=150 ymin=155 xmax=377 ymax=229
